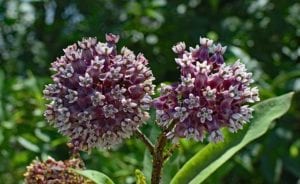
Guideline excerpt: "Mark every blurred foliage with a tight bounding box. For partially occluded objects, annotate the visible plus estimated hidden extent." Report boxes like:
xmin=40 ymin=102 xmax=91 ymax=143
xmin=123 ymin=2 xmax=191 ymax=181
xmin=0 ymin=0 xmax=300 ymax=183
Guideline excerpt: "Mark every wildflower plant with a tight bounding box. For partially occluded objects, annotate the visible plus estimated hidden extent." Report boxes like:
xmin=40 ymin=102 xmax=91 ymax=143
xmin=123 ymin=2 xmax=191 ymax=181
xmin=24 ymin=34 xmax=293 ymax=184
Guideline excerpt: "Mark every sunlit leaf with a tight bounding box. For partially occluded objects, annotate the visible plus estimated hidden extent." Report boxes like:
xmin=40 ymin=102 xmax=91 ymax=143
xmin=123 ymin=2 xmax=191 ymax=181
xmin=72 ymin=169 xmax=115 ymax=184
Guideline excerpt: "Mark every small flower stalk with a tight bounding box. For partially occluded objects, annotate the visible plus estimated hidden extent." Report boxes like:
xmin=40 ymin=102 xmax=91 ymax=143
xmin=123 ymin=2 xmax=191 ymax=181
xmin=154 ymin=36 xmax=260 ymax=143
xmin=43 ymin=33 xmax=155 ymax=151
xmin=24 ymin=157 xmax=92 ymax=184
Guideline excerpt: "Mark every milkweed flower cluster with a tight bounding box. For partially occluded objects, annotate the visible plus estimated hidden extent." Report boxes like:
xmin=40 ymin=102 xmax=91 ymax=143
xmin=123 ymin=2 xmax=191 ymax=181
xmin=153 ymin=37 xmax=260 ymax=142
xmin=24 ymin=157 xmax=92 ymax=184
xmin=43 ymin=34 xmax=155 ymax=150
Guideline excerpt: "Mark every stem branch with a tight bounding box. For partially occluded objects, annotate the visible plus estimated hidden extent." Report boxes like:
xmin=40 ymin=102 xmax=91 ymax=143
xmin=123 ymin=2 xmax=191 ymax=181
xmin=136 ymin=128 xmax=155 ymax=156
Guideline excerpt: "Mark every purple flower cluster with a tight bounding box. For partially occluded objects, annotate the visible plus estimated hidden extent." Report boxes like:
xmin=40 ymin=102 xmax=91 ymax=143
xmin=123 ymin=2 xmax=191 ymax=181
xmin=44 ymin=34 xmax=155 ymax=150
xmin=154 ymin=37 xmax=260 ymax=142
xmin=24 ymin=157 xmax=92 ymax=184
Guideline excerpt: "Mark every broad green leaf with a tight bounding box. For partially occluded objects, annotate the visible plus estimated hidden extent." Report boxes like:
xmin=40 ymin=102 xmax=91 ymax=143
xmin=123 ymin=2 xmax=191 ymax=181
xmin=142 ymin=150 xmax=152 ymax=184
xmin=171 ymin=92 xmax=294 ymax=184
xmin=143 ymin=109 xmax=159 ymax=183
xmin=72 ymin=169 xmax=115 ymax=184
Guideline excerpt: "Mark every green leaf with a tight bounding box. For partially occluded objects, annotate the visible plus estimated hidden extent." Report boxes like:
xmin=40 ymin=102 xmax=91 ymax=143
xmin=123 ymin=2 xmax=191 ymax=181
xmin=0 ymin=70 xmax=4 ymax=121
xmin=146 ymin=9 xmax=164 ymax=22
xmin=126 ymin=2 xmax=142 ymax=16
xmin=142 ymin=150 xmax=152 ymax=184
xmin=143 ymin=110 xmax=160 ymax=183
xmin=17 ymin=136 xmax=40 ymax=153
xmin=72 ymin=169 xmax=115 ymax=184
xmin=171 ymin=92 xmax=294 ymax=184
xmin=0 ymin=129 xmax=4 ymax=146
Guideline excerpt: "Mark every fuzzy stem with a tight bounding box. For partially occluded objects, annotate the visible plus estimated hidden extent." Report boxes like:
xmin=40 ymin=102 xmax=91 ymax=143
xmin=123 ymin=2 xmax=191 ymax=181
xmin=151 ymin=132 xmax=168 ymax=184
xmin=151 ymin=121 xmax=176 ymax=184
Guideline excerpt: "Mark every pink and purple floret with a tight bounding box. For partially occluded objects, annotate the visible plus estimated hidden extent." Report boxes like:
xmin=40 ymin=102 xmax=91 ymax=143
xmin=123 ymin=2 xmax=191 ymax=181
xmin=153 ymin=37 xmax=260 ymax=143
xmin=43 ymin=34 xmax=155 ymax=150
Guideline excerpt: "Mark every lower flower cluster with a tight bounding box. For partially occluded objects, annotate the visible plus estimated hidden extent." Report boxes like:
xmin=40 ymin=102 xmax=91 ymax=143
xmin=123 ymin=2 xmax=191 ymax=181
xmin=24 ymin=157 xmax=93 ymax=184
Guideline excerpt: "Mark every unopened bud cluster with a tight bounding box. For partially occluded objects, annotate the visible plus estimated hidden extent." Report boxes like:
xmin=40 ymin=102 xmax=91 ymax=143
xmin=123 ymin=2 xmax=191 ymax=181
xmin=154 ymin=37 xmax=260 ymax=142
xmin=44 ymin=34 xmax=155 ymax=150
xmin=24 ymin=157 xmax=92 ymax=184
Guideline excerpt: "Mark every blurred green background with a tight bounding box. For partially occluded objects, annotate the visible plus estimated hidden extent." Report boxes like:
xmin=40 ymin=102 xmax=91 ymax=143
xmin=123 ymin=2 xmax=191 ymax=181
xmin=0 ymin=0 xmax=300 ymax=183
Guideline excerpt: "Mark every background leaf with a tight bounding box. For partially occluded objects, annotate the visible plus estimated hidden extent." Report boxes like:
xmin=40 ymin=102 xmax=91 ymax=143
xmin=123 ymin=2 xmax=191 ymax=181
xmin=17 ymin=136 xmax=40 ymax=153
xmin=72 ymin=169 xmax=115 ymax=184
xmin=171 ymin=92 xmax=294 ymax=184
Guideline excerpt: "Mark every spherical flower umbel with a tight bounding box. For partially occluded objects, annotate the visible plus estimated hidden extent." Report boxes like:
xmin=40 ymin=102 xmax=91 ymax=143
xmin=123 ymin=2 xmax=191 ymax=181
xmin=44 ymin=34 xmax=155 ymax=150
xmin=154 ymin=37 xmax=260 ymax=143
xmin=24 ymin=157 xmax=92 ymax=184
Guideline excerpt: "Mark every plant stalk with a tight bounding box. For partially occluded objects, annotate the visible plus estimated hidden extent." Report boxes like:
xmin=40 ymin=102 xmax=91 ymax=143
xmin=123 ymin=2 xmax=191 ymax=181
xmin=151 ymin=132 xmax=168 ymax=184
xmin=151 ymin=121 xmax=176 ymax=184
